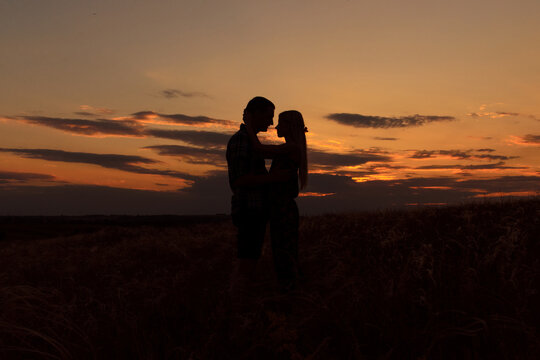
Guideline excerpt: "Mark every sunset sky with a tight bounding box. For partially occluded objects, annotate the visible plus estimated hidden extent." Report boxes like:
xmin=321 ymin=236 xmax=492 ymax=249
xmin=1 ymin=0 xmax=539 ymax=215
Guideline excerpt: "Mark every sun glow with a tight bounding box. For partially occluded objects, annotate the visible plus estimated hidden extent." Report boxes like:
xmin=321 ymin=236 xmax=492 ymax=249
xmin=352 ymin=174 xmax=398 ymax=183
xmin=299 ymin=192 xmax=335 ymax=197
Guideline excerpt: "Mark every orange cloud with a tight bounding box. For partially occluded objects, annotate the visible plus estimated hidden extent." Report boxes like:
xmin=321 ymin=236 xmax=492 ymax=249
xmin=472 ymin=191 xmax=538 ymax=198
xmin=298 ymin=192 xmax=335 ymax=197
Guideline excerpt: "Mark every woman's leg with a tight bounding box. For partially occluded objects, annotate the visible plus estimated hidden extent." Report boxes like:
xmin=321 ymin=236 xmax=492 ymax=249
xmin=270 ymin=199 xmax=299 ymax=291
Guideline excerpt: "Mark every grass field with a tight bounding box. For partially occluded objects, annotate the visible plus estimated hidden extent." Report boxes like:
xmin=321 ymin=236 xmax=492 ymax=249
xmin=0 ymin=198 xmax=539 ymax=359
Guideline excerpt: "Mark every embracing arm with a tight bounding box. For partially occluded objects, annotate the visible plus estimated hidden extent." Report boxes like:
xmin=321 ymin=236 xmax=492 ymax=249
xmin=244 ymin=113 xmax=294 ymax=159
xmin=249 ymin=131 xmax=293 ymax=159
xmin=232 ymin=169 xmax=295 ymax=188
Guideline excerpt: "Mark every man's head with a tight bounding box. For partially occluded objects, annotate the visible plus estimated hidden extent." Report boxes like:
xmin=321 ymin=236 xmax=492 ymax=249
xmin=244 ymin=96 xmax=275 ymax=133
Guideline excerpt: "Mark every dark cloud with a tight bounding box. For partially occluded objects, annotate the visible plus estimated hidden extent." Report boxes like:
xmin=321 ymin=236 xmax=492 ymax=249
xmin=409 ymin=150 xmax=432 ymax=159
xmin=452 ymin=175 xmax=540 ymax=193
xmin=415 ymin=162 xmax=527 ymax=170
xmin=11 ymin=116 xmax=144 ymax=137
xmin=131 ymin=111 xmax=237 ymax=128
xmin=468 ymin=136 xmax=493 ymax=140
xmin=410 ymin=149 xmax=518 ymax=161
xmin=474 ymin=154 xmax=518 ymax=161
xmin=331 ymin=160 xmax=408 ymax=177
xmin=160 ymin=89 xmax=209 ymax=99
xmin=0 ymin=171 xmax=55 ymax=183
xmin=73 ymin=112 xmax=96 ymax=117
xmin=144 ymin=145 xmax=226 ymax=166
xmin=496 ymin=111 xmax=520 ymax=116
xmin=1 ymin=172 xmax=538 ymax=215
xmin=326 ymin=113 xmax=455 ymax=128
xmin=476 ymin=148 xmax=495 ymax=152
xmin=373 ymin=137 xmax=399 ymax=141
xmin=0 ymin=172 xmax=231 ymax=215
xmin=146 ymin=143 xmax=391 ymax=170
xmin=8 ymin=113 xmax=237 ymax=145
xmin=410 ymin=150 xmax=469 ymax=159
xmin=0 ymin=148 xmax=195 ymax=181
xmin=0 ymin=184 xmax=215 ymax=215
xmin=144 ymin=129 xmax=231 ymax=149
xmin=309 ymin=149 xmax=391 ymax=168
xmin=368 ymin=164 xmax=409 ymax=170
xmin=521 ymin=134 xmax=540 ymax=144
xmin=298 ymin=175 xmax=539 ymax=214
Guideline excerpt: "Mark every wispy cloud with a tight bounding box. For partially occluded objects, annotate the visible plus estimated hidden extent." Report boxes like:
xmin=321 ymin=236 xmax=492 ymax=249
xmin=409 ymin=149 xmax=518 ymax=161
xmin=159 ymin=89 xmax=210 ymax=99
xmin=522 ymin=134 xmax=540 ymax=144
xmin=326 ymin=113 xmax=455 ymax=128
xmin=467 ymin=104 xmax=539 ymax=120
xmin=508 ymin=134 xmax=540 ymax=146
xmin=415 ymin=162 xmax=527 ymax=170
xmin=0 ymin=148 xmax=195 ymax=180
xmin=5 ymin=113 xmax=237 ymax=142
xmin=79 ymin=105 xmax=116 ymax=116
xmin=0 ymin=170 xmax=55 ymax=184
xmin=10 ymin=116 xmax=144 ymax=137
xmin=130 ymin=111 xmax=237 ymax=128
xmin=373 ymin=137 xmax=399 ymax=141
xmin=309 ymin=149 xmax=392 ymax=168
xmin=467 ymin=136 xmax=493 ymax=141
xmin=468 ymin=111 xmax=520 ymax=118
xmin=144 ymin=129 xmax=231 ymax=149
xmin=143 ymin=145 xmax=226 ymax=166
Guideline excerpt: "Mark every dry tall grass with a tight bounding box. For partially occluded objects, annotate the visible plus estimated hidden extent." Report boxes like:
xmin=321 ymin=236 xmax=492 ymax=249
xmin=0 ymin=198 xmax=538 ymax=359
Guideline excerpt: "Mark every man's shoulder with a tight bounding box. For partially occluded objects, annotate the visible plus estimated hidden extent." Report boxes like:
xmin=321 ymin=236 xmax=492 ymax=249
xmin=227 ymin=127 xmax=249 ymax=147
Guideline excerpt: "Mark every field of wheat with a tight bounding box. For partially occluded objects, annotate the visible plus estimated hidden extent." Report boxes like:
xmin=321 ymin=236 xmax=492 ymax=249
xmin=0 ymin=198 xmax=538 ymax=359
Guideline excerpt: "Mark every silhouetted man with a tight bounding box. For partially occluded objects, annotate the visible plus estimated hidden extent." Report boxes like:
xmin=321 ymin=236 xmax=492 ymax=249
xmin=226 ymin=96 xmax=274 ymax=308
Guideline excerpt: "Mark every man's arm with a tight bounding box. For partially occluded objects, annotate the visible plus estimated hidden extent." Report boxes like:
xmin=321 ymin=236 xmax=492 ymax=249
xmin=244 ymin=112 xmax=294 ymax=159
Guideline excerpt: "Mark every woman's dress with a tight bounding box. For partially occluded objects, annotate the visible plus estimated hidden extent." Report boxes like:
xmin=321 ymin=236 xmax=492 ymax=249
xmin=269 ymin=154 xmax=300 ymax=290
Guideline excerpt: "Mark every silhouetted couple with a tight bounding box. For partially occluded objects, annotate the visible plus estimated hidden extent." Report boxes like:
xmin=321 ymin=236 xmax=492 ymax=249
xmin=226 ymin=96 xmax=308 ymax=305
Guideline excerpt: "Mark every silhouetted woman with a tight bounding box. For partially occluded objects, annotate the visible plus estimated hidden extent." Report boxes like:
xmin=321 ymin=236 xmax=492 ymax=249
xmin=246 ymin=110 xmax=308 ymax=291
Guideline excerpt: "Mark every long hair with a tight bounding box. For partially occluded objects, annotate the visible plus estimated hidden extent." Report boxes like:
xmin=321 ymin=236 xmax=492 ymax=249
xmin=279 ymin=110 xmax=308 ymax=190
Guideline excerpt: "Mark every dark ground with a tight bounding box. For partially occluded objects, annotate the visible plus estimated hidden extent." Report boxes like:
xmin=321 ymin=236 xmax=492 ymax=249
xmin=0 ymin=198 xmax=538 ymax=359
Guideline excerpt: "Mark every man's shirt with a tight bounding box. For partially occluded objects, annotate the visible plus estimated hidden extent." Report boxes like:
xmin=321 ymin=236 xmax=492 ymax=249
xmin=226 ymin=124 xmax=268 ymax=215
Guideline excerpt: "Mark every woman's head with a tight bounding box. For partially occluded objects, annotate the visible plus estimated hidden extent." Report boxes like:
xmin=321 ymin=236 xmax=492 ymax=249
xmin=277 ymin=110 xmax=308 ymax=190
xmin=276 ymin=110 xmax=307 ymax=140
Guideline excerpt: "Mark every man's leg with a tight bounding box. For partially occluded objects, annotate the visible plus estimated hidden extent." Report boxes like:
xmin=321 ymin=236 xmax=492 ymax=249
xmin=229 ymin=212 xmax=266 ymax=311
